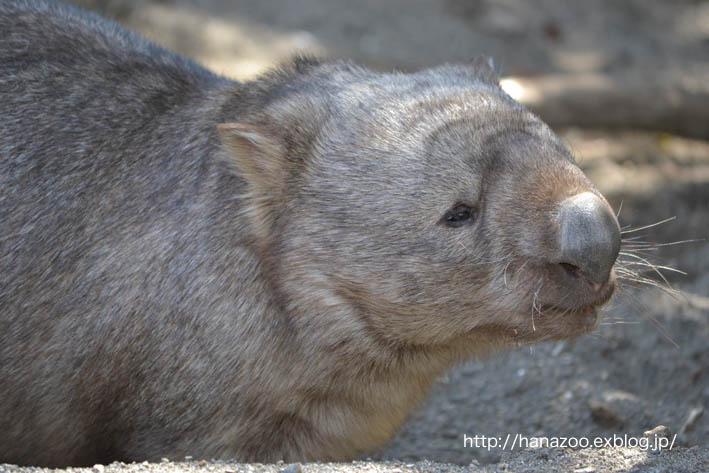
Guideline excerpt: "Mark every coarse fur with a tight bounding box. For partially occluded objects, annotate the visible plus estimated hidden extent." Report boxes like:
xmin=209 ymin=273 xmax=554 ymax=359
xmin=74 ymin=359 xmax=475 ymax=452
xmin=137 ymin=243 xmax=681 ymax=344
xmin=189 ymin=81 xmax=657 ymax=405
xmin=0 ymin=0 xmax=619 ymax=467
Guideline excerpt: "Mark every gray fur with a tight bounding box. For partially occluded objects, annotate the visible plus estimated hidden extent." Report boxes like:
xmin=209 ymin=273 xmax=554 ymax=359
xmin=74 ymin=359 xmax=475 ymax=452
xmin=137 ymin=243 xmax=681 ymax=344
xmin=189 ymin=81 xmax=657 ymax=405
xmin=0 ymin=0 xmax=619 ymax=467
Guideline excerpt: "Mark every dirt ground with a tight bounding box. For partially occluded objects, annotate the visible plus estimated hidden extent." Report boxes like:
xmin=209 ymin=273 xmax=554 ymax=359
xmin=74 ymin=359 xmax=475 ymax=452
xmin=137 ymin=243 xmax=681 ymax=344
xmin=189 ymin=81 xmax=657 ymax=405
xmin=15 ymin=0 xmax=709 ymax=471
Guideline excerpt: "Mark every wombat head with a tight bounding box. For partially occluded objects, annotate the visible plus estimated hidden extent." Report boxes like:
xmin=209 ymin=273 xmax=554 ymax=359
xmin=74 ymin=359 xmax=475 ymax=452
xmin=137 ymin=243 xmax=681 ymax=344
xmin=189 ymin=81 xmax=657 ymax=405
xmin=218 ymin=57 xmax=620 ymax=353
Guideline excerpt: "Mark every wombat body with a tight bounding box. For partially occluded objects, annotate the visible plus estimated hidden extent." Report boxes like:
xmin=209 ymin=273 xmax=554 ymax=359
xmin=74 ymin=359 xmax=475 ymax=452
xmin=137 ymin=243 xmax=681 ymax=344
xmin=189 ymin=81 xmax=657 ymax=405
xmin=0 ymin=0 xmax=621 ymax=467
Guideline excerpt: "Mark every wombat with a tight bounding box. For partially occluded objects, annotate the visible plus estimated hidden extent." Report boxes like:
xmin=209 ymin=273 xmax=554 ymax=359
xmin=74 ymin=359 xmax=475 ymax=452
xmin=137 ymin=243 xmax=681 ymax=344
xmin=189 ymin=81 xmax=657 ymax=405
xmin=0 ymin=0 xmax=621 ymax=467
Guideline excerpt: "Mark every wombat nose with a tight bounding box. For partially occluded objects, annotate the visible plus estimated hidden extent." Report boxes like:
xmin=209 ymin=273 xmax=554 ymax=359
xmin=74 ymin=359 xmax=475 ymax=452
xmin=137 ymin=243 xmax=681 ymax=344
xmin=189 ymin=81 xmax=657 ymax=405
xmin=557 ymin=192 xmax=621 ymax=284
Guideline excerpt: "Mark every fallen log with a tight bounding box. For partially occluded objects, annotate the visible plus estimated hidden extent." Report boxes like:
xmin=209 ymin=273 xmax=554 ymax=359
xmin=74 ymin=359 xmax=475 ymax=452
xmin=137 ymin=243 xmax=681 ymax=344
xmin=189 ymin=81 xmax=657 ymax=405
xmin=500 ymin=73 xmax=709 ymax=140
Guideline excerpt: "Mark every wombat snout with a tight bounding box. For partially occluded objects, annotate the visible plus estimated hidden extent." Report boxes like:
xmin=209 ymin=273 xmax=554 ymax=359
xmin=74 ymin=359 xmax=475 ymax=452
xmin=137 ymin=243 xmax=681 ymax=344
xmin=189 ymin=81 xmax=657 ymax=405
xmin=556 ymin=192 xmax=621 ymax=284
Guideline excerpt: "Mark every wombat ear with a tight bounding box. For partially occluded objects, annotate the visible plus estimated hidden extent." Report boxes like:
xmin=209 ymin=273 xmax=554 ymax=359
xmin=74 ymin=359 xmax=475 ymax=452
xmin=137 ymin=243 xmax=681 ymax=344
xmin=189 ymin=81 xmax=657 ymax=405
xmin=217 ymin=122 xmax=287 ymax=239
xmin=468 ymin=54 xmax=499 ymax=84
xmin=217 ymin=122 xmax=286 ymax=191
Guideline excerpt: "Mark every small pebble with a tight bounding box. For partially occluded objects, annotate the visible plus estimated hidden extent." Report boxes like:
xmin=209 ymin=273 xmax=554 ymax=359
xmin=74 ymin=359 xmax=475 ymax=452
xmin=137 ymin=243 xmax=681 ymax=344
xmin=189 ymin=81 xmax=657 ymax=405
xmin=643 ymin=425 xmax=673 ymax=440
xmin=93 ymin=465 xmax=104 ymax=473
xmin=279 ymin=464 xmax=302 ymax=473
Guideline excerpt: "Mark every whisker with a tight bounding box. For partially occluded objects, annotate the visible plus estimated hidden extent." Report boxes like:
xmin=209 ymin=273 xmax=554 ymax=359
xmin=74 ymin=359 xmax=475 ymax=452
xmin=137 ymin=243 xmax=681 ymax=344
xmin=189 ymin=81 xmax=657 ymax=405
xmin=618 ymin=248 xmax=680 ymax=259
xmin=621 ymin=235 xmax=651 ymax=242
xmin=646 ymin=315 xmax=680 ymax=348
xmin=503 ymin=259 xmax=512 ymax=288
xmin=621 ymin=239 xmax=702 ymax=249
xmin=531 ymin=284 xmax=543 ymax=332
xmin=615 ymin=200 xmax=623 ymax=219
xmin=617 ymin=255 xmax=687 ymax=276
xmin=616 ymin=274 xmax=683 ymax=298
xmin=617 ymin=252 xmax=677 ymax=287
xmin=620 ymin=216 xmax=676 ymax=234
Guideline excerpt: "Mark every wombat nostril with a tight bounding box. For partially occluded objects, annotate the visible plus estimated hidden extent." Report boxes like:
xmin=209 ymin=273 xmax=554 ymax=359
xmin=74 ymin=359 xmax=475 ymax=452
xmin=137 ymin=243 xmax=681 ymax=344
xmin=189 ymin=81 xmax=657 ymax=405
xmin=558 ymin=262 xmax=605 ymax=296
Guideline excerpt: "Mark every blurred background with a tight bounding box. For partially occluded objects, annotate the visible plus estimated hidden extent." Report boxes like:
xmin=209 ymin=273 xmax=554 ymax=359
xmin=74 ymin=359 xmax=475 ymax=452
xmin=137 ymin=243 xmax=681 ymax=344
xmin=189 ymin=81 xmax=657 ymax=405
xmin=67 ymin=0 xmax=708 ymax=465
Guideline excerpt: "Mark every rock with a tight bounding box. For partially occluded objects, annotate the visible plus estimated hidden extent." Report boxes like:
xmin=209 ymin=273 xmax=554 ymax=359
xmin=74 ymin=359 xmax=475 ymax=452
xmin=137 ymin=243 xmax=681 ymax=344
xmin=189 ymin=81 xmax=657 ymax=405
xmin=643 ymin=425 xmax=673 ymax=440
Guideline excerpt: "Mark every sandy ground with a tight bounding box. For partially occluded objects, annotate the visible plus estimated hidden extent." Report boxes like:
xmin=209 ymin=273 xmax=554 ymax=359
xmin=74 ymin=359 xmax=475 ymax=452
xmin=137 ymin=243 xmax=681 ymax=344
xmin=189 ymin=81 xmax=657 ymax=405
xmin=5 ymin=1 xmax=708 ymax=471
xmin=1 ymin=446 xmax=709 ymax=473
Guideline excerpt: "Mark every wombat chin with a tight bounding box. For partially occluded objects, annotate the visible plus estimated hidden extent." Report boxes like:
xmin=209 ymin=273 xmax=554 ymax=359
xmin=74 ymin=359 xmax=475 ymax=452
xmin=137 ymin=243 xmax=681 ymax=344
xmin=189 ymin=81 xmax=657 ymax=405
xmin=0 ymin=0 xmax=621 ymax=467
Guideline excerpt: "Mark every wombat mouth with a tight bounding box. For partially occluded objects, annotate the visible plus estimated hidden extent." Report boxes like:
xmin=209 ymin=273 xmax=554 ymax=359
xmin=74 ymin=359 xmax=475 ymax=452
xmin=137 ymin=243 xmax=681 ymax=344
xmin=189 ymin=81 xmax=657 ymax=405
xmin=541 ymin=277 xmax=616 ymax=316
xmin=504 ymin=273 xmax=617 ymax=342
xmin=543 ymin=285 xmax=614 ymax=335
xmin=541 ymin=304 xmax=600 ymax=331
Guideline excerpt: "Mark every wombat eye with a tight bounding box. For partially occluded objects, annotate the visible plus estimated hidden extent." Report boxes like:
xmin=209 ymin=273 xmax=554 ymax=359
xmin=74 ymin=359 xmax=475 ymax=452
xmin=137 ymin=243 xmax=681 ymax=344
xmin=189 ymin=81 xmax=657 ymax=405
xmin=442 ymin=204 xmax=476 ymax=227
